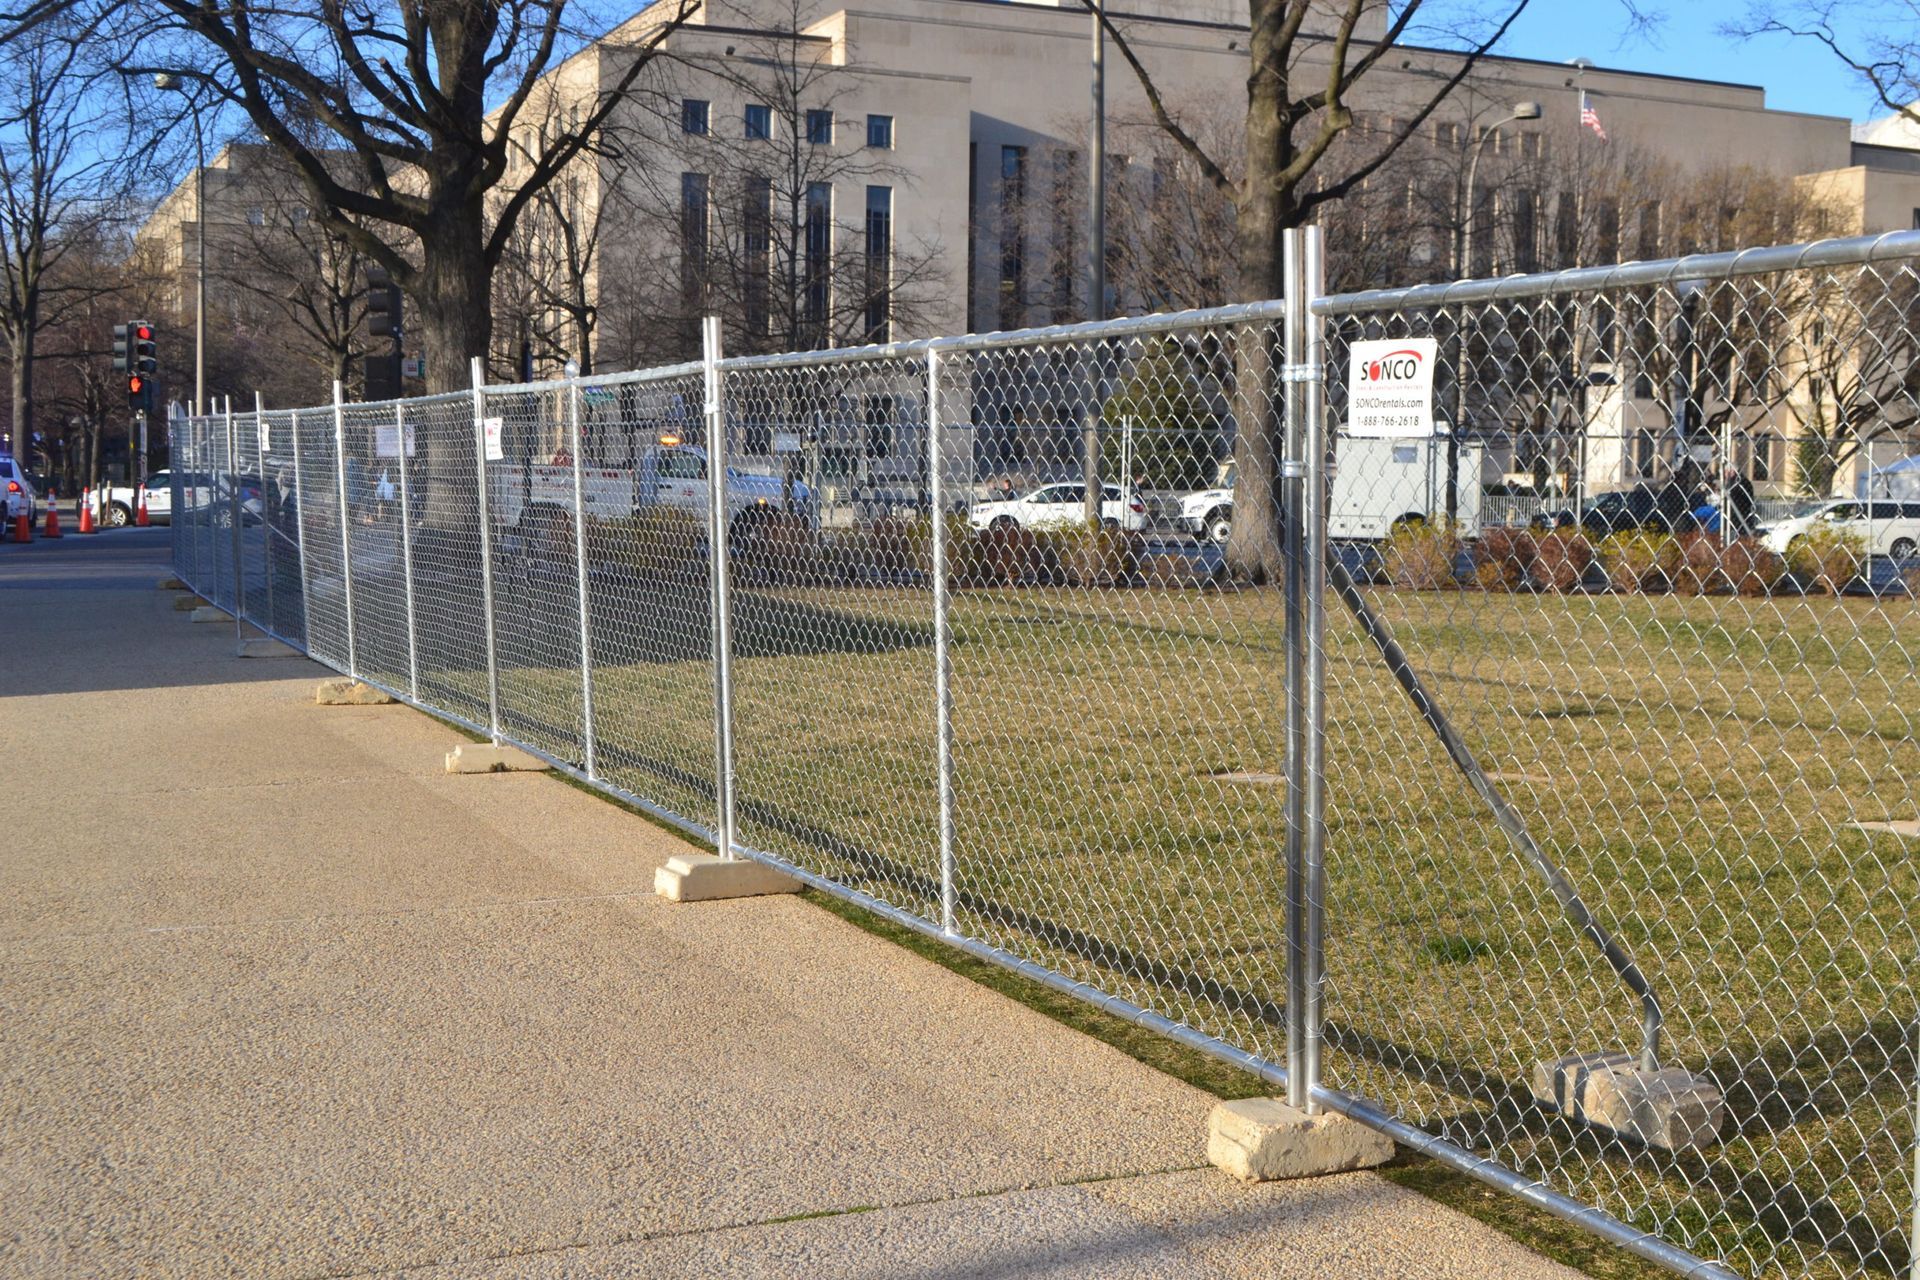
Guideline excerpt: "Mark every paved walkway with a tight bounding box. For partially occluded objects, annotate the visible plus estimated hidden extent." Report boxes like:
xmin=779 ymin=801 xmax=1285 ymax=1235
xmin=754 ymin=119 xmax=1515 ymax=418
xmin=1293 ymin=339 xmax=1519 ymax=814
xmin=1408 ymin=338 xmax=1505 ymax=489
xmin=0 ymin=530 xmax=1584 ymax=1279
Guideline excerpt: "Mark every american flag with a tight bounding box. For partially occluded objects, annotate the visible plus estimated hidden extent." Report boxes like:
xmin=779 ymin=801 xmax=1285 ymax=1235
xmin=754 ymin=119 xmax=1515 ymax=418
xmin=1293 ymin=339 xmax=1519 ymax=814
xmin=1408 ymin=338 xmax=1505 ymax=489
xmin=1580 ymin=91 xmax=1609 ymax=142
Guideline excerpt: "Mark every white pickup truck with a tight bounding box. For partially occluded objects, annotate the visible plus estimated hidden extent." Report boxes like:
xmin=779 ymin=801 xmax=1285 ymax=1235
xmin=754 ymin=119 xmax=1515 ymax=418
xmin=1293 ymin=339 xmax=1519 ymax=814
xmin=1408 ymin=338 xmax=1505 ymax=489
xmin=1179 ymin=436 xmax=1485 ymax=544
xmin=490 ymin=440 xmax=811 ymax=540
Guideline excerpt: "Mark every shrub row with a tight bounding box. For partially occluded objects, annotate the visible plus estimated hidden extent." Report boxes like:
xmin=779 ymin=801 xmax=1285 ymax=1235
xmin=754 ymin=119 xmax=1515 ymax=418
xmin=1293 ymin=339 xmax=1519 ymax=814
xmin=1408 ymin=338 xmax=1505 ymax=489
xmin=1387 ymin=521 xmax=1868 ymax=596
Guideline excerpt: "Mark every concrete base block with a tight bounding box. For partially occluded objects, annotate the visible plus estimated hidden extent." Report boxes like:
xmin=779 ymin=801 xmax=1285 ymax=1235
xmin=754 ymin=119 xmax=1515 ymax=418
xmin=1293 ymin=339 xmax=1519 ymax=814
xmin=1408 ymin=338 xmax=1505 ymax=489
xmin=157 ymin=575 xmax=186 ymax=590
xmin=237 ymin=638 xmax=300 ymax=659
xmin=172 ymin=595 xmax=208 ymax=611
xmin=1532 ymin=1051 xmax=1724 ymax=1151
xmin=1207 ymin=1098 xmax=1395 ymax=1182
xmin=314 ymin=678 xmax=396 ymax=706
xmin=654 ymin=852 xmax=802 ymax=903
xmin=188 ymin=606 xmax=229 ymax=624
xmin=444 ymin=742 xmax=549 ymax=774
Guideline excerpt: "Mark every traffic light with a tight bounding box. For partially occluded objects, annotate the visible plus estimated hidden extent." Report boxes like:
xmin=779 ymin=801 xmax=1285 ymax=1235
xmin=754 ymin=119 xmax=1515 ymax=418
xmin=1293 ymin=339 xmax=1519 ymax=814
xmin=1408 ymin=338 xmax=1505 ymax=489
xmin=133 ymin=322 xmax=157 ymax=377
xmin=367 ymin=266 xmax=402 ymax=341
xmin=114 ymin=320 xmax=157 ymax=411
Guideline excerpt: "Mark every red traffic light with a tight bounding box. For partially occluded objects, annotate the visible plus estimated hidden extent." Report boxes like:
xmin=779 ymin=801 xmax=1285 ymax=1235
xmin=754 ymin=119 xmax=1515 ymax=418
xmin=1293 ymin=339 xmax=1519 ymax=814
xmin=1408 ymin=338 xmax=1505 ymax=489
xmin=134 ymin=324 xmax=153 ymax=341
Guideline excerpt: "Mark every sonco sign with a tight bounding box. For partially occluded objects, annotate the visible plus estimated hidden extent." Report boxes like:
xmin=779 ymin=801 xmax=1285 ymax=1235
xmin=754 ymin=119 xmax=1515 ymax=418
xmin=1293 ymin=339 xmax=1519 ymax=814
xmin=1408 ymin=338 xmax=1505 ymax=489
xmin=1361 ymin=348 xmax=1425 ymax=384
xmin=1348 ymin=337 xmax=1439 ymax=438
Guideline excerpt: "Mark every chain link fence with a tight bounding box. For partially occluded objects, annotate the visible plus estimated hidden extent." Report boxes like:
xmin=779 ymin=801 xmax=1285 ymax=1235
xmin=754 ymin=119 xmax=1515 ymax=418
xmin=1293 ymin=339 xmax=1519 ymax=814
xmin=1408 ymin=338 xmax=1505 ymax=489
xmin=169 ymin=229 xmax=1920 ymax=1280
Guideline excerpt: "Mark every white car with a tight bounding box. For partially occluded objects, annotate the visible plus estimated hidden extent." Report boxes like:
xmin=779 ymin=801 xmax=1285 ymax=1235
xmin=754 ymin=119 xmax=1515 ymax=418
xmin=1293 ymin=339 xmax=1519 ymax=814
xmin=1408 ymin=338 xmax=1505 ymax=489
xmin=0 ymin=452 xmax=37 ymax=535
xmin=1760 ymin=499 xmax=1920 ymax=561
xmin=968 ymin=482 xmax=1147 ymax=532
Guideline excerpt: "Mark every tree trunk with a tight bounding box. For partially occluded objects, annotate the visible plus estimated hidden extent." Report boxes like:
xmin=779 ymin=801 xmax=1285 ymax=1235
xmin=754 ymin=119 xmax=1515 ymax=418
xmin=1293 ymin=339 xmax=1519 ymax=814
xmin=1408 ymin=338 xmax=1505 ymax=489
xmin=1223 ymin=13 xmax=1291 ymax=585
xmin=415 ymin=199 xmax=494 ymax=528
xmin=10 ymin=324 xmax=31 ymax=463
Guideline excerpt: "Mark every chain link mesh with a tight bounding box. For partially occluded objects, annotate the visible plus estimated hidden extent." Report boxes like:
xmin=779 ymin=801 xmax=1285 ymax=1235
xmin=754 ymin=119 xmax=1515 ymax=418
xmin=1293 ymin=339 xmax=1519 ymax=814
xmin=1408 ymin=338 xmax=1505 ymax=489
xmin=164 ymin=231 xmax=1920 ymax=1280
xmin=1317 ymin=254 xmax=1920 ymax=1278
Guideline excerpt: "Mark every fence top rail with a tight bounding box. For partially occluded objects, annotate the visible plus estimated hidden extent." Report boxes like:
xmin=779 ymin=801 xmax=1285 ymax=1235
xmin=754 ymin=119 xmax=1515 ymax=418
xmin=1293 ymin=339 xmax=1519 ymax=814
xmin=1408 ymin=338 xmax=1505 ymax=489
xmin=1315 ymin=228 xmax=1920 ymax=316
xmin=716 ymin=297 xmax=1292 ymax=374
xmin=479 ymin=359 xmax=704 ymax=397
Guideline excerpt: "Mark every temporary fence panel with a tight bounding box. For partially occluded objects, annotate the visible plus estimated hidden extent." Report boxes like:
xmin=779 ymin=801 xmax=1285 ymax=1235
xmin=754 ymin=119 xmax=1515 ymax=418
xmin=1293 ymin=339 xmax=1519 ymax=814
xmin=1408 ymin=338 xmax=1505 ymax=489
xmin=165 ymin=227 xmax=1920 ymax=1280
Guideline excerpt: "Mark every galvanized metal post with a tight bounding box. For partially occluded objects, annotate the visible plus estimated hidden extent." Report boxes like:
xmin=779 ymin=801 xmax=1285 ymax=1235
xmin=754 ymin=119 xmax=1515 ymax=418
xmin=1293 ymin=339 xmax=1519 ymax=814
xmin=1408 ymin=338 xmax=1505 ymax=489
xmin=471 ymin=356 xmax=504 ymax=744
xmin=568 ymin=379 xmax=597 ymax=780
xmin=256 ymin=392 xmax=273 ymax=638
xmin=701 ymin=315 xmax=737 ymax=860
xmin=1299 ymin=225 xmax=1329 ymax=1106
xmin=288 ymin=407 xmax=313 ymax=648
xmin=928 ymin=347 xmax=957 ymax=935
xmin=1281 ymin=229 xmax=1311 ymax=1113
xmin=395 ymin=401 xmax=420 ymax=702
xmin=226 ymin=397 xmax=244 ymax=645
xmin=332 ymin=380 xmax=359 ymax=678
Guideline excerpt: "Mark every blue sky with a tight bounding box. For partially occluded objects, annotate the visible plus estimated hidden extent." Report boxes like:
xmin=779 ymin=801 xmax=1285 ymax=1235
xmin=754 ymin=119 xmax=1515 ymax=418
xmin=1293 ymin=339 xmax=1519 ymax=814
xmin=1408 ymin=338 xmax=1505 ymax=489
xmin=1488 ymin=4 xmax=1891 ymax=124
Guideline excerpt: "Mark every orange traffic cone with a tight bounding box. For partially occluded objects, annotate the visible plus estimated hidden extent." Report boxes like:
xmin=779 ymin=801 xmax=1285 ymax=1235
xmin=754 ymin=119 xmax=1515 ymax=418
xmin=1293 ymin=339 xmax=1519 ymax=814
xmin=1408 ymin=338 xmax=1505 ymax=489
xmin=135 ymin=492 xmax=149 ymax=526
xmin=42 ymin=494 xmax=61 ymax=538
xmin=12 ymin=509 xmax=30 ymax=542
xmin=77 ymin=498 xmax=94 ymax=534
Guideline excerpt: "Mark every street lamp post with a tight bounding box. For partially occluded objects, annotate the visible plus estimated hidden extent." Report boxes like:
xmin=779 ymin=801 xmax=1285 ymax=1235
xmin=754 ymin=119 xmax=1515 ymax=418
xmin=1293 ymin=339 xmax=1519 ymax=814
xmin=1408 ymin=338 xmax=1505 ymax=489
xmin=154 ymin=74 xmax=206 ymax=419
xmin=1452 ymin=101 xmax=1542 ymax=521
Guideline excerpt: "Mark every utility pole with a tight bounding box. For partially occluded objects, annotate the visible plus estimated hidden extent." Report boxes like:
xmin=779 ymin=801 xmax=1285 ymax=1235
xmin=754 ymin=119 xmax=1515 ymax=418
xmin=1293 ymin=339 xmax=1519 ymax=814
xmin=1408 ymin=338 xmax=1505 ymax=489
xmin=1082 ymin=0 xmax=1107 ymax=525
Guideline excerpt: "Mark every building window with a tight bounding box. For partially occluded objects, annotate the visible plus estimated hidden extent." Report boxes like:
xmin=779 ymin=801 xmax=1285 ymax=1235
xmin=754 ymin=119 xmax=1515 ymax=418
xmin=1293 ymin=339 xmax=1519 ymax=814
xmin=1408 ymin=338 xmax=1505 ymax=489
xmin=999 ymin=145 xmax=1027 ymax=330
xmin=864 ymin=184 xmax=892 ymax=342
xmin=1752 ymin=432 xmax=1775 ymax=482
xmin=745 ymin=103 xmax=771 ymax=139
xmin=807 ymin=109 xmax=833 ymax=145
xmin=682 ymin=99 xmax=710 ymax=135
xmin=804 ymin=182 xmax=832 ymax=342
xmin=864 ymin=396 xmax=896 ymax=459
xmin=681 ymin=172 xmax=709 ymax=301
xmin=1519 ymin=132 xmax=1546 ymax=161
xmin=246 ymin=206 xmax=265 ymax=226
xmin=1634 ymin=429 xmax=1656 ymax=477
xmin=1511 ymin=188 xmax=1538 ymax=274
xmin=1051 ymin=148 xmax=1078 ymax=321
xmin=291 ymin=206 xmax=309 ymax=225
xmin=1434 ymin=121 xmax=1462 ymax=149
xmin=743 ymin=175 xmax=771 ymax=337
xmin=866 ymin=114 xmax=893 ymax=149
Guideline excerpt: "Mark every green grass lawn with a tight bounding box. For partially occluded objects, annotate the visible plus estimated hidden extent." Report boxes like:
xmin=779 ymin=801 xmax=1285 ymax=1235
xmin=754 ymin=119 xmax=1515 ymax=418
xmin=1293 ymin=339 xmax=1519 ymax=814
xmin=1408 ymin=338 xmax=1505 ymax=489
xmin=470 ymin=575 xmax=1917 ymax=1279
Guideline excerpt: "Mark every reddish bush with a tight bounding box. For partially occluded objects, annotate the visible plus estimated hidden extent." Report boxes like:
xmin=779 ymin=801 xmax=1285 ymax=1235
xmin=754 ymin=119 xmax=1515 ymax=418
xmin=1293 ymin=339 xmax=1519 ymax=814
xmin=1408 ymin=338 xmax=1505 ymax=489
xmin=1472 ymin=526 xmax=1533 ymax=592
xmin=1530 ymin=530 xmax=1593 ymax=593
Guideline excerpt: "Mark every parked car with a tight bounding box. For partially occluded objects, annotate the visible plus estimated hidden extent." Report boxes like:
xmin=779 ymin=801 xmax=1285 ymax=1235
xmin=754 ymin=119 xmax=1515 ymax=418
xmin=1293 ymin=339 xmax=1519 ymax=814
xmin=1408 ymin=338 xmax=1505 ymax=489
xmin=968 ymin=482 xmax=1148 ymax=532
xmin=1760 ymin=499 xmax=1920 ymax=561
xmin=1533 ymin=483 xmax=1700 ymax=536
xmin=0 ymin=452 xmax=37 ymax=537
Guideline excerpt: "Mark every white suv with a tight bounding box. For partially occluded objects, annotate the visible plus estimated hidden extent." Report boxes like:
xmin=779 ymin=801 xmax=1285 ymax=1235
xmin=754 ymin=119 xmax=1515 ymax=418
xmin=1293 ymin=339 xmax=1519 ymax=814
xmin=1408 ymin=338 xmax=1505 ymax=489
xmin=1761 ymin=499 xmax=1920 ymax=561
xmin=0 ymin=453 xmax=37 ymax=537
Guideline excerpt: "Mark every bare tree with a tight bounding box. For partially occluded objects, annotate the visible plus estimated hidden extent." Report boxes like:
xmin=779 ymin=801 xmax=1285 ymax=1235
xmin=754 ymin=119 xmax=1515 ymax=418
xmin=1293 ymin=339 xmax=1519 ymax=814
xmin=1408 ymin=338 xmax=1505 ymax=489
xmin=136 ymin=0 xmax=698 ymax=396
xmin=216 ymin=157 xmax=373 ymax=398
xmin=1729 ymin=2 xmax=1920 ymax=128
xmin=0 ymin=6 xmax=130 ymax=456
xmin=597 ymin=1 xmax=945 ymax=364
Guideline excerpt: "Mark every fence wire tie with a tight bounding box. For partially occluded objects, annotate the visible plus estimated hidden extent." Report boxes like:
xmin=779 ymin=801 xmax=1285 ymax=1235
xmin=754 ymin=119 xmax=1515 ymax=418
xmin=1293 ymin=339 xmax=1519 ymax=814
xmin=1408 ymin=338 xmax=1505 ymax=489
xmin=1281 ymin=363 xmax=1323 ymax=383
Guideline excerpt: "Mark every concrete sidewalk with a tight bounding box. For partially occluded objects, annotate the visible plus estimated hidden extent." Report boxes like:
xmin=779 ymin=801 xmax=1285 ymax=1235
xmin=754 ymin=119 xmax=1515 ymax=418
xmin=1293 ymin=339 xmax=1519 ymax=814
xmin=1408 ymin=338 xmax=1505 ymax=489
xmin=0 ymin=531 xmax=1585 ymax=1280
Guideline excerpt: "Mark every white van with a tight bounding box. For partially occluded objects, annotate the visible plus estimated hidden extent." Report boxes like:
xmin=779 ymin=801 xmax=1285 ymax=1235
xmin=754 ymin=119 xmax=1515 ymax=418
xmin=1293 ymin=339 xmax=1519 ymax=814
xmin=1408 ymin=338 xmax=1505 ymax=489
xmin=1178 ymin=436 xmax=1485 ymax=544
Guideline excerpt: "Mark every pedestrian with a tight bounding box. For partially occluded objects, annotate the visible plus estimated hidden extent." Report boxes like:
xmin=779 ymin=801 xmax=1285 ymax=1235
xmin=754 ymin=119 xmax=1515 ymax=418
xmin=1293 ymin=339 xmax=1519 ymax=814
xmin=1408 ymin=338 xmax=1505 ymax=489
xmin=1724 ymin=466 xmax=1756 ymax=538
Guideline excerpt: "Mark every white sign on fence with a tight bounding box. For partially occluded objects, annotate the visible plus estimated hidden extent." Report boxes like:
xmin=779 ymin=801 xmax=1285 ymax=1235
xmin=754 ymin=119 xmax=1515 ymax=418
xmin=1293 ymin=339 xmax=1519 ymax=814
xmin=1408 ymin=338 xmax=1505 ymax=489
xmin=258 ymin=416 xmax=270 ymax=454
xmin=1347 ymin=337 xmax=1439 ymax=438
xmin=483 ymin=416 xmax=504 ymax=461
xmin=374 ymin=422 xmax=417 ymax=458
